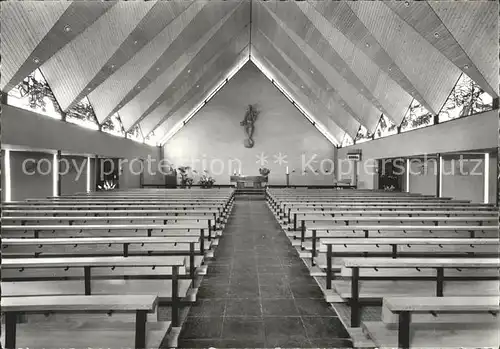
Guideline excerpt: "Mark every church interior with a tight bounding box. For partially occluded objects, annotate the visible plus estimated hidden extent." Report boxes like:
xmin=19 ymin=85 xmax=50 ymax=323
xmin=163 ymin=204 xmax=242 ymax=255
xmin=1 ymin=1 xmax=499 ymax=348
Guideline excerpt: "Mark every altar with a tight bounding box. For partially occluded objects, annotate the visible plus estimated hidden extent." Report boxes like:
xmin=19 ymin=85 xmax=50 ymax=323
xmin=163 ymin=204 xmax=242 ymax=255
xmin=230 ymin=175 xmax=268 ymax=188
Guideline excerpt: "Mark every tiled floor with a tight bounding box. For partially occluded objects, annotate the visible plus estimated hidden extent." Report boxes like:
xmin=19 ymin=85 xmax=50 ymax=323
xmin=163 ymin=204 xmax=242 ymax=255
xmin=177 ymin=198 xmax=352 ymax=348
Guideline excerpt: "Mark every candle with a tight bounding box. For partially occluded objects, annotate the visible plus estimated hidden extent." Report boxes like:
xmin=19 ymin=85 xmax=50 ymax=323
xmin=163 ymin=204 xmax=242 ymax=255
xmin=286 ymin=166 xmax=289 ymax=174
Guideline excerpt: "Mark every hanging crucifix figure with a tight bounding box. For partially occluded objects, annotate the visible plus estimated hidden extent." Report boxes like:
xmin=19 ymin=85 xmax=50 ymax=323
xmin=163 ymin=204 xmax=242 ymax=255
xmin=240 ymin=104 xmax=259 ymax=148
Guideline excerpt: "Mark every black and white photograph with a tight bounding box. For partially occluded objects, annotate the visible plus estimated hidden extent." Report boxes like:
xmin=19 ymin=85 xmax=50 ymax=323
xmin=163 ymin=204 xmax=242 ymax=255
xmin=0 ymin=1 xmax=499 ymax=348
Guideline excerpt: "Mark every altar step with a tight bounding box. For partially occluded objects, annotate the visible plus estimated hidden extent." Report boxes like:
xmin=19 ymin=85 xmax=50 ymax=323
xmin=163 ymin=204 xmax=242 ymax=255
xmin=235 ymin=188 xmax=266 ymax=197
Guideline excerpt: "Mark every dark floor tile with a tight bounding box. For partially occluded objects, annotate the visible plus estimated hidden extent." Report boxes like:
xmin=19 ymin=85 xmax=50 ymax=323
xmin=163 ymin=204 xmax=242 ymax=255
xmin=196 ymin=283 xmax=229 ymax=299
xmin=289 ymin=284 xmax=324 ymax=298
xmin=309 ymin=338 xmax=353 ymax=348
xmin=187 ymin=299 xmax=226 ymax=317
xmin=261 ymin=299 xmax=299 ymax=316
xmin=294 ymin=298 xmax=338 ymax=316
xmin=225 ymin=298 xmax=262 ymax=317
xmin=221 ymin=317 xmax=265 ymax=341
xmin=177 ymin=338 xmax=220 ymax=348
xmin=266 ymin=335 xmax=312 ymax=348
xmin=259 ymin=283 xmax=293 ymax=298
xmin=263 ymin=316 xmax=307 ymax=338
xmin=227 ymin=284 xmax=260 ymax=299
xmin=215 ymin=339 xmax=266 ymax=348
xmin=256 ymin=256 xmax=282 ymax=265
xmin=257 ymin=265 xmax=285 ymax=274
xmin=302 ymin=316 xmax=350 ymax=338
xmin=180 ymin=317 xmax=223 ymax=339
xmin=258 ymin=273 xmax=289 ymax=286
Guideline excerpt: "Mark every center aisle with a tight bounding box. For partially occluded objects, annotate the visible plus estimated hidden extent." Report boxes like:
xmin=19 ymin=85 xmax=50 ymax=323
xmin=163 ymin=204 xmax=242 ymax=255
xmin=178 ymin=198 xmax=351 ymax=348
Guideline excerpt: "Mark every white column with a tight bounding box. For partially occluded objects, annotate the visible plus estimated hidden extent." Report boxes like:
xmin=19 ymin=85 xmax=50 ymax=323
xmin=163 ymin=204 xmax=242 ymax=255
xmin=484 ymin=153 xmax=490 ymax=203
xmin=4 ymin=149 xmax=11 ymax=202
xmin=405 ymin=158 xmax=410 ymax=192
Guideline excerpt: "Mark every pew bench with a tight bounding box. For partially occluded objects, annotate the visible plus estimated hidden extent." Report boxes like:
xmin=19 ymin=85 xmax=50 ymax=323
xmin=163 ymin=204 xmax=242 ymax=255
xmin=363 ymin=296 xmax=500 ymax=349
xmin=337 ymin=258 xmax=500 ymax=327
xmin=1 ymin=295 xmax=165 ymax=349
xmin=2 ymin=256 xmax=191 ymax=326
xmin=298 ymin=225 xmax=498 ymax=264
xmin=2 ymin=224 xmax=212 ymax=253
xmin=3 ymin=209 xmax=227 ymax=225
xmin=313 ymin=238 xmax=499 ymax=290
xmin=2 ymin=236 xmax=207 ymax=279
xmin=4 ymin=214 xmax=221 ymax=237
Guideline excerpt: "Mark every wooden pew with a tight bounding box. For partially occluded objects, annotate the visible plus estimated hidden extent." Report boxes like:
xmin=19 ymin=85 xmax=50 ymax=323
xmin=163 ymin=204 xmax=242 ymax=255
xmin=3 ymin=214 xmax=220 ymax=237
xmin=339 ymin=258 xmax=499 ymax=327
xmin=2 ymin=256 xmax=188 ymax=326
xmin=2 ymin=224 xmax=210 ymax=254
xmin=301 ymin=225 xmax=497 ymax=265
xmin=315 ymin=238 xmax=499 ymax=290
xmin=2 ymin=236 xmax=204 ymax=280
xmin=1 ymin=295 xmax=164 ymax=349
xmin=287 ymin=210 xmax=498 ymax=229
xmin=369 ymin=296 xmax=500 ymax=349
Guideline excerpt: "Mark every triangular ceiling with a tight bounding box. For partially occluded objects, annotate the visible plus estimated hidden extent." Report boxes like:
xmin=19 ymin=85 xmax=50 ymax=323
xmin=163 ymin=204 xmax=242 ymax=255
xmin=1 ymin=0 xmax=497 ymax=146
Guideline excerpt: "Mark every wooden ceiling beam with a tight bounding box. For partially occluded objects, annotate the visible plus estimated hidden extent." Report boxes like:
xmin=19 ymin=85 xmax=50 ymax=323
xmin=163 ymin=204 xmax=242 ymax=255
xmin=256 ymin=2 xmax=379 ymax=132
xmin=1 ymin=2 xmax=113 ymax=92
xmin=111 ymin=1 xmax=245 ymax=131
xmin=253 ymin=29 xmax=359 ymax=138
xmin=89 ymin=1 xmax=203 ymax=125
xmin=129 ymin=2 xmax=250 ymax=134
xmin=143 ymin=27 xmax=250 ymax=137
xmin=251 ymin=47 xmax=344 ymax=143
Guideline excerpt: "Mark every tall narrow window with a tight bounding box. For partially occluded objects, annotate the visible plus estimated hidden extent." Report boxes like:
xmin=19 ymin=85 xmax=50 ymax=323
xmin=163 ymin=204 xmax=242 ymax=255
xmin=102 ymin=113 xmax=125 ymax=137
xmin=374 ymin=114 xmax=398 ymax=139
xmin=126 ymin=124 xmax=144 ymax=143
xmin=7 ymin=68 xmax=62 ymax=119
xmin=66 ymin=97 xmax=99 ymax=130
xmin=145 ymin=131 xmax=160 ymax=146
xmin=341 ymin=133 xmax=354 ymax=147
xmin=400 ymin=99 xmax=434 ymax=133
xmin=438 ymin=74 xmax=493 ymax=123
xmin=354 ymin=125 xmax=373 ymax=144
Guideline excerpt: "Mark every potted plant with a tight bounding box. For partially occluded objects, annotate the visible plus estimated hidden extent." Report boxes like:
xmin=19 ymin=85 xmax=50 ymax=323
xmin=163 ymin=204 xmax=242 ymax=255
xmin=199 ymin=171 xmax=216 ymax=188
xmin=178 ymin=166 xmax=193 ymax=188
xmin=259 ymin=167 xmax=270 ymax=182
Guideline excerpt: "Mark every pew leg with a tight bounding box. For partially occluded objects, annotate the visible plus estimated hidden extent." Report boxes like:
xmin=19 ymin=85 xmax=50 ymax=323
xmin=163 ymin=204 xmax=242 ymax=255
xmin=350 ymin=267 xmax=360 ymax=327
xmin=189 ymin=242 xmax=195 ymax=281
xmin=398 ymin=311 xmax=411 ymax=349
xmin=135 ymin=310 xmax=147 ymax=349
xmin=172 ymin=266 xmax=179 ymax=327
xmin=4 ymin=312 xmax=17 ymax=349
xmin=326 ymin=244 xmax=332 ymax=289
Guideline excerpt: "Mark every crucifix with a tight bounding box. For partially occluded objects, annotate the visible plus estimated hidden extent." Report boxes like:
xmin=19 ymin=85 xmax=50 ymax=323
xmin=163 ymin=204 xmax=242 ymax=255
xmin=240 ymin=104 xmax=259 ymax=148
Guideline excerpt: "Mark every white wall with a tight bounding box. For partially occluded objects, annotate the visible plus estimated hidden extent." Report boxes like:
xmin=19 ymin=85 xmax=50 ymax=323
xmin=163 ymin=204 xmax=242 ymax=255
xmin=337 ymin=110 xmax=498 ymax=202
xmin=60 ymin=155 xmax=87 ymax=195
xmin=163 ymin=62 xmax=336 ymax=186
xmin=2 ymin=104 xmax=164 ymax=198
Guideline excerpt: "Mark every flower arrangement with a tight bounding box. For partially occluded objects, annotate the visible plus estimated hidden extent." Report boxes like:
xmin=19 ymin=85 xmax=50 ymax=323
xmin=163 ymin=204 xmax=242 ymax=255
xmin=97 ymin=179 xmax=117 ymax=191
xmin=199 ymin=170 xmax=216 ymax=188
xmin=178 ymin=166 xmax=193 ymax=188
xmin=259 ymin=167 xmax=270 ymax=177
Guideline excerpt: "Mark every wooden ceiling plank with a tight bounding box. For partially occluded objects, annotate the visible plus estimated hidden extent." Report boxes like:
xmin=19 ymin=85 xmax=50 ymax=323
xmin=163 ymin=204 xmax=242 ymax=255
xmin=253 ymin=29 xmax=359 ymax=138
xmin=141 ymin=25 xmax=250 ymax=137
xmin=0 ymin=1 xmax=71 ymax=91
xmin=347 ymin=1 xmax=462 ymax=115
xmin=251 ymin=47 xmax=344 ymax=143
xmin=428 ymin=1 xmax=498 ymax=97
xmin=257 ymin=2 xmax=380 ymax=132
xmin=40 ymin=2 xmax=155 ymax=112
xmin=384 ymin=1 xmax=497 ymax=98
xmin=130 ymin=2 xmax=250 ymax=134
xmin=263 ymin=1 xmax=410 ymax=125
xmin=111 ymin=1 xmax=244 ymax=129
xmin=153 ymin=47 xmax=250 ymax=141
xmin=88 ymin=1 xmax=203 ymax=125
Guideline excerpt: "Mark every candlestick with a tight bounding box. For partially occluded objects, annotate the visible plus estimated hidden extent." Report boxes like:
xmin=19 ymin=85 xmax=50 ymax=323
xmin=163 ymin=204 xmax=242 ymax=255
xmin=286 ymin=166 xmax=289 ymax=174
